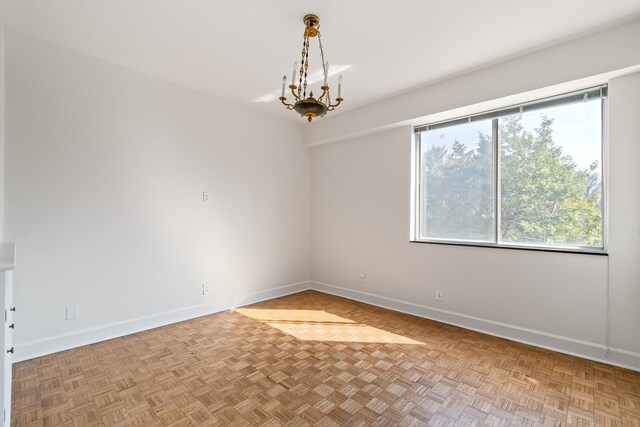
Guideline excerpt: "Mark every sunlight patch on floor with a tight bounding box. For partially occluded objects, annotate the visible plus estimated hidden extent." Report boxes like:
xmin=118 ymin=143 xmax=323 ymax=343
xmin=235 ymin=308 xmax=423 ymax=345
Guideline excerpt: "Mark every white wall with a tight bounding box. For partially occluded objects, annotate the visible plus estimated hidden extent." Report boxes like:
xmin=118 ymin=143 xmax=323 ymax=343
xmin=608 ymin=72 xmax=640 ymax=358
xmin=5 ymin=32 xmax=311 ymax=360
xmin=309 ymin=19 xmax=640 ymax=371
xmin=305 ymin=18 xmax=640 ymax=146
xmin=310 ymin=70 xmax=640 ymax=370
xmin=0 ymin=3 xmax=5 ymax=240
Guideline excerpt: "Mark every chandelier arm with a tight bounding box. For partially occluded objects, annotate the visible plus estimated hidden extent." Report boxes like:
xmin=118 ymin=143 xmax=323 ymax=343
xmin=318 ymin=85 xmax=329 ymax=103
xmin=278 ymin=97 xmax=295 ymax=110
xmin=327 ymin=97 xmax=343 ymax=111
xmin=288 ymin=85 xmax=300 ymax=101
xmin=322 ymin=87 xmax=331 ymax=105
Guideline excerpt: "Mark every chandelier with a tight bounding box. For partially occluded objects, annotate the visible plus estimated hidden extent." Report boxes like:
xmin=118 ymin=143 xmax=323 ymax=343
xmin=279 ymin=14 xmax=343 ymax=122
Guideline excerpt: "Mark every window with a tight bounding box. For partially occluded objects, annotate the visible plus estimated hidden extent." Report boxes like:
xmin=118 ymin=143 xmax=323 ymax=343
xmin=413 ymin=86 xmax=606 ymax=254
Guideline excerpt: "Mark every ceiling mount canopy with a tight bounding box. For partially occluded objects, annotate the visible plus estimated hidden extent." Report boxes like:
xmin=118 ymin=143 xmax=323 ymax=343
xmin=279 ymin=14 xmax=343 ymax=122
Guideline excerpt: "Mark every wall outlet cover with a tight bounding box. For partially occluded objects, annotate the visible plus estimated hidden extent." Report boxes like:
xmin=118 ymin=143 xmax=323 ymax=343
xmin=66 ymin=304 xmax=79 ymax=320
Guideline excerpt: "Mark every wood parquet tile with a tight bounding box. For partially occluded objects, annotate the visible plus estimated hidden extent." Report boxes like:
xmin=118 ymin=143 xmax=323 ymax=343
xmin=11 ymin=290 xmax=640 ymax=426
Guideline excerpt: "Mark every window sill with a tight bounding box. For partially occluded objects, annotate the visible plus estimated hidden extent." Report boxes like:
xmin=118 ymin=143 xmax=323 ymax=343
xmin=409 ymin=239 xmax=608 ymax=256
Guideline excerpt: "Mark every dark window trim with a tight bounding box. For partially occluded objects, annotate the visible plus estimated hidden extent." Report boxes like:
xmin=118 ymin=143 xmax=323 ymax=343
xmin=409 ymin=239 xmax=608 ymax=256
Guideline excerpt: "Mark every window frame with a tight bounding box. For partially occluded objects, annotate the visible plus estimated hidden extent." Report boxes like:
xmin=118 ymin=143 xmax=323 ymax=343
xmin=410 ymin=86 xmax=608 ymax=256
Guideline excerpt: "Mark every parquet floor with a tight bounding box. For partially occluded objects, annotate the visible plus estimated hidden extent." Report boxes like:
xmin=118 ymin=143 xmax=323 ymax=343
xmin=12 ymin=290 xmax=640 ymax=426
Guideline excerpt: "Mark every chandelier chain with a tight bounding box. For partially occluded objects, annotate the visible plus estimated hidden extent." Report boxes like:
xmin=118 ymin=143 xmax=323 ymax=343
xmin=303 ymin=37 xmax=309 ymax=98
xmin=298 ymin=38 xmax=306 ymax=98
xmin=317 ymin=31 xmax=330 ymax=107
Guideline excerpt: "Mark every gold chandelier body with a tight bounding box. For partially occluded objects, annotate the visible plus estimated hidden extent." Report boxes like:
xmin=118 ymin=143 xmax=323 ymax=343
xmin=279 ymin=14 xmax=343 ymax=122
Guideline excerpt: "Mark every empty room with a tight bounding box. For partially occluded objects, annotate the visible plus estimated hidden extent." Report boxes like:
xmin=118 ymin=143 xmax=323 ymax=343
xmin=1 ymin=0 xmax=640 ymax=426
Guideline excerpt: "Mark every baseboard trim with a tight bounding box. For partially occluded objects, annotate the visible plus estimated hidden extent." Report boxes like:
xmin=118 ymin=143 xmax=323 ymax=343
xmin=232 ymin=281 xmax=311 ymax=308
xmin=310 ymin=281 xmax=640 ymax=372
xmin=14 ymin=281 xmax=311 ymax=362
xmin=16 ymin=280 xmax=640 ymax=372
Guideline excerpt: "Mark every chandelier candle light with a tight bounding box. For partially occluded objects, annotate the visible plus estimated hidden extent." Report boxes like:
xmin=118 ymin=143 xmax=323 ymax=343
xmin=279 ymin=14 xmax=343 ymax=122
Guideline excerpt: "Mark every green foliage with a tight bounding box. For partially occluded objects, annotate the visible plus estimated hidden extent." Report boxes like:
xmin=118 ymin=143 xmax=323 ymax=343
xmin=421 ymin=114 xmax=602 ymax=247
xmin=423 ymin=131 xmax=493 ymax=241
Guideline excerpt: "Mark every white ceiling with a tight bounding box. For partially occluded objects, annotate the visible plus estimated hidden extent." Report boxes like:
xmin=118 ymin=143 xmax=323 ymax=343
xmin=5 ymin=1 xmax=640 ymax=123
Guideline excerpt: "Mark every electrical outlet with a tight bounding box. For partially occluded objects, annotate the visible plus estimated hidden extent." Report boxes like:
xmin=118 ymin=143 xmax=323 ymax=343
xmin=202 ymin=284 xmax=209 ymax=295
xmin=66 ymin=304 xmax=79 ymax=320
xmin=359 ymin=273 xmax=366 ymax=282
xmin=203 ymin=192 xmax=211 ymax=203
xmin=435 ymin=289 xmax=444 ymax=302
